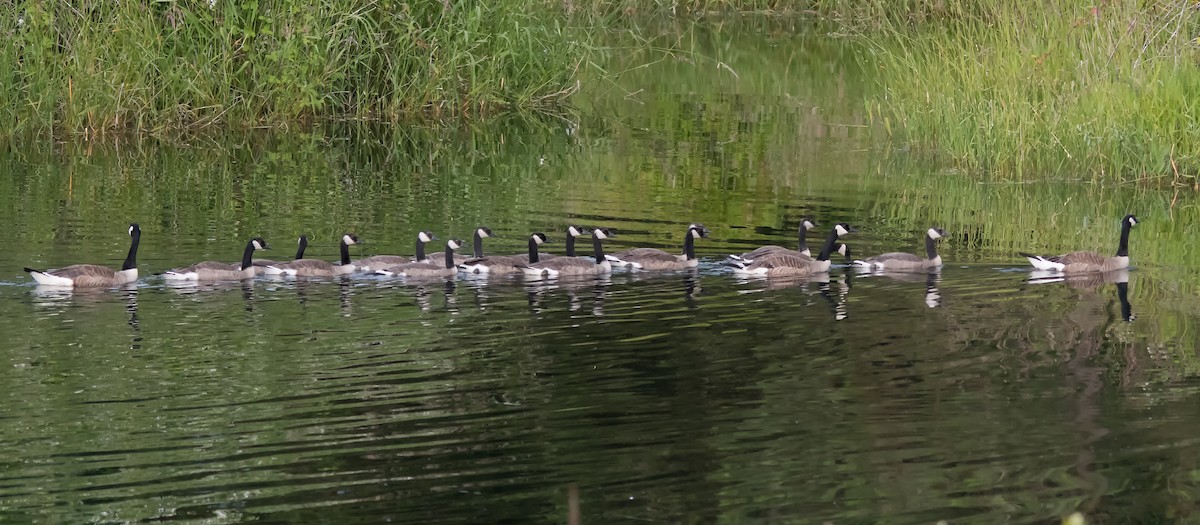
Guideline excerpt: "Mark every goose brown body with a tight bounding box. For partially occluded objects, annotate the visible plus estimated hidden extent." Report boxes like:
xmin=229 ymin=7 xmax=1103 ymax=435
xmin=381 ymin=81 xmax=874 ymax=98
xmin=25 ymin=223 xmax=142 ymax=287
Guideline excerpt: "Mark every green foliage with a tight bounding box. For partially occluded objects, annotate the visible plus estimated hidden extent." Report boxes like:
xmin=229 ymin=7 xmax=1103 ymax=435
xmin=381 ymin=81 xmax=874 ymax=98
xmin=3 ymin=0 xmax=591 ymax=137
xmin=853 ymin=0 xmax=1200 ymax=184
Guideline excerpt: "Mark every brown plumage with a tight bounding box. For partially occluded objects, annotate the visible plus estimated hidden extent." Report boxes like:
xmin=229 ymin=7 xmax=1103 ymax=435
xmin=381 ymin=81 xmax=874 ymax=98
xmin=608 ymin=224 xmax=709 ymax=271
xmin=353 ymin=230 xmax=435 ymax=271
xmin=163 ymin=237 xmax=270 ymax=281
xmin=460 ymin=233 xmax=551 ymax=275
xmin=728 ymin=217 xmax=816 ymax=262
xmin=377 ymin=239 xmax=463 ymax=278
xmin=522 ymin=228 xmax=614 ymax=277
xmin=265 ymin=234 xmax=359 ymax=277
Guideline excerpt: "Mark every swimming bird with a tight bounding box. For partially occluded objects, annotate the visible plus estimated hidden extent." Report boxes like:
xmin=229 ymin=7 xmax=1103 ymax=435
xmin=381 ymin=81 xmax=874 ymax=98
xmin=607 ymin=223 xmax=709 ymax=270
xmin=162 ymin=237 xmax=270 ymax=281
xmin=521 ymin=228 xmax=615 ymax=278
xmin=459 ymin=232 xmax=551 ymax=274
xmin=353 ymin=230 xmax=435 ymax=271
xmin=427 ymin=226 xmax=490 ymax=266
xmin=245 ymin=235 xmax=308 ymax=276
xmin=25 ymin=223 xmax=142 ymax=287
xmin=264 ymin=234 xmax=360 ymax=277
xmin=854 ymin=227 xmax=946 ymax=272
xmin=1020 ymin=214 xmax=1138 ymax=273
xmin=728 ymin=217 xmax=816 ymax=263
xmin=376 ymin=239 xmax=464 ymax=278
xmin=729 ymin=223 xmax=855 ymax=277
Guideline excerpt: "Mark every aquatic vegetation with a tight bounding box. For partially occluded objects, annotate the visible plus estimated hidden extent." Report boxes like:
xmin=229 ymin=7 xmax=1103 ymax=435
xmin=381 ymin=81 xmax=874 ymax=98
xmin=853 ymin=0 xmax=1200 ymax=184
xmin=2 ymin=0 xmax=591 ymax=137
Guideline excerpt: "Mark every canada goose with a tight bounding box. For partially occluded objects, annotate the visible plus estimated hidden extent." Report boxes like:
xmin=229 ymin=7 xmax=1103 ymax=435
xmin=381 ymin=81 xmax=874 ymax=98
xmin=607 ymin=223 xmax=710 ymax=270
xmin=376 ymin=239 xmax=464 ymax=278
xmin=163 ymin=237 xmax=270 ymax=281
xmin=730 ymin=223 xmax=855 ymax=277
xmin=1020 ymin=214 xmax=1138 ymax=273
xmin=353 ymin=230 xmax=435 ymax=271
xmin=561 ymin=225 xmax=588 ymax=258
xmin=426 ymin=226 xmax=490 ymax=266
xmin=521 ymin=228 xmax=614 ymax=278
xmin=264 ymin=234 xmax=360 ymax=277
xmin=728 ymin=217 xmax=816 ymax=263
xmin=459 ymin=233 xmax=551 ymax=274
xmin=854 ymin=228 xmax=946 ymax=272
xmin=245 ymin=235 xmax=308 ymax=275
xmin=25 ymin=223 xmax=142 ymax=287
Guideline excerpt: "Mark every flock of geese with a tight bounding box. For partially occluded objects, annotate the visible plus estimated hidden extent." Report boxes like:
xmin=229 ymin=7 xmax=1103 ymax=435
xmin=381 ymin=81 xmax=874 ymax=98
xmin=21 ymin=214 xmax=1140 ymax=288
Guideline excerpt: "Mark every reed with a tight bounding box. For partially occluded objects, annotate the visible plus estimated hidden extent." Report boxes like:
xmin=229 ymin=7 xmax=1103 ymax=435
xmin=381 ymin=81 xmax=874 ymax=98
xmin=3 ymin=0 xmax=591 ymax=138
xmin=855 ymin=0 xmax=1200 ymax=185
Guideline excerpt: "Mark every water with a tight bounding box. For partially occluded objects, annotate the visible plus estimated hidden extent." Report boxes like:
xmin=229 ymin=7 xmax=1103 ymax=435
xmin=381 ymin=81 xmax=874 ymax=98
xmin=2 ymin=19 xmax=1200 ymax=524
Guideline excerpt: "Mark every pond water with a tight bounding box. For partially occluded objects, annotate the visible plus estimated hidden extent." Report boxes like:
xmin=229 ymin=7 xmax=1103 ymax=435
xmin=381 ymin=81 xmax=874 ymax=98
xmin=3 ymin=19 xmax=1200 ymax=524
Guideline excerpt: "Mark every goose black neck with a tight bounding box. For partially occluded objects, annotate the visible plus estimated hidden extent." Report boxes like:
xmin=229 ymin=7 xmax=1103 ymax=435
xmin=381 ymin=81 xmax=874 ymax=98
xmin=592 ymin=235 xmax=605 ymax=264
xmin=443 ymin=244 xmax=455 ymax=269
xmin=295 ymin=238 xmax=308 ymax=260
xmin=797 ymin=225 xmax=808 ymax=253
xmin=815 ymin=229 xmax=840 ymax=262
xmin=683 ymin=229 xmax=696 ymax=260
xmin=925 ymin=234 xmax=939 ymax=260
xmin=339 ymin=239 xmax=352 ymax=265
xmin=121 ymin=230 xmax=140 ymax=271
xmin=473 ymin=232 xmax=484 ymax=258
xmin=566 ymin=234 xmax=576 ymax=257
xmin=415 ymin=238 xmax=427 ymax=261
xmin=241 ymin=241 xmax=256 ymax=270
xmin=1115 ymin=220 xmax=1131 ymax=257
xmin=528 ymin=237 xmax=541 ymax=264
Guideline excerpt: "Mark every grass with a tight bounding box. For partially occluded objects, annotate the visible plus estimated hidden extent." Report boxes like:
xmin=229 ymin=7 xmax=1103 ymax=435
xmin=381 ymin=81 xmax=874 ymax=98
xmin=2 ymin=0 xmax=592 ymax=138
xmin=852 ymin=0 xmax=1200 ymax=185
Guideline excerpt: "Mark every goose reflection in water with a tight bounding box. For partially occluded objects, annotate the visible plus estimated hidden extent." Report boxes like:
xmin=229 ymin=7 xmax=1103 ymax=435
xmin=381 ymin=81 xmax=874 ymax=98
xmin=853 ymin=267 xmax=943 ymax=309
xmin=525 ymin=275 xmax=610 ymax=316
xmin=1027 ymin=268 xmax=1133 ymax=322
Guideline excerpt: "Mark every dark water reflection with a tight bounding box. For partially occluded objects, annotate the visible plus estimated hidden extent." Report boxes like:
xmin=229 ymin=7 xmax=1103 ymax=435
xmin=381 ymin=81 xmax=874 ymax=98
xmin=0 ymin=261 xmax=1190 ymax=523
xmin=2 ymin=19 xmax=1200 ymax=525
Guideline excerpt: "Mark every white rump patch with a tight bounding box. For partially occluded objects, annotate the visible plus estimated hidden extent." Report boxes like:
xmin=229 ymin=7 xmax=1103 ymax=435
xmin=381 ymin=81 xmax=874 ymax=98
xmin=28 ymin=270 xmax=75 ymax=287
xmin=1025 ymin=255 xmax=1065 ymax=271
xmin=163 ymin=271 xmax=199 ymax=281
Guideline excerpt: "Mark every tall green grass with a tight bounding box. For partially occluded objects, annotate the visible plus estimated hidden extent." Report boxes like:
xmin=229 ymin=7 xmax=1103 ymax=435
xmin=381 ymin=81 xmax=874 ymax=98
xmin=855 ymin=0 xmax=1200 ymax=184
xmin=2 ymin=0 xmax=590 ymax=137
